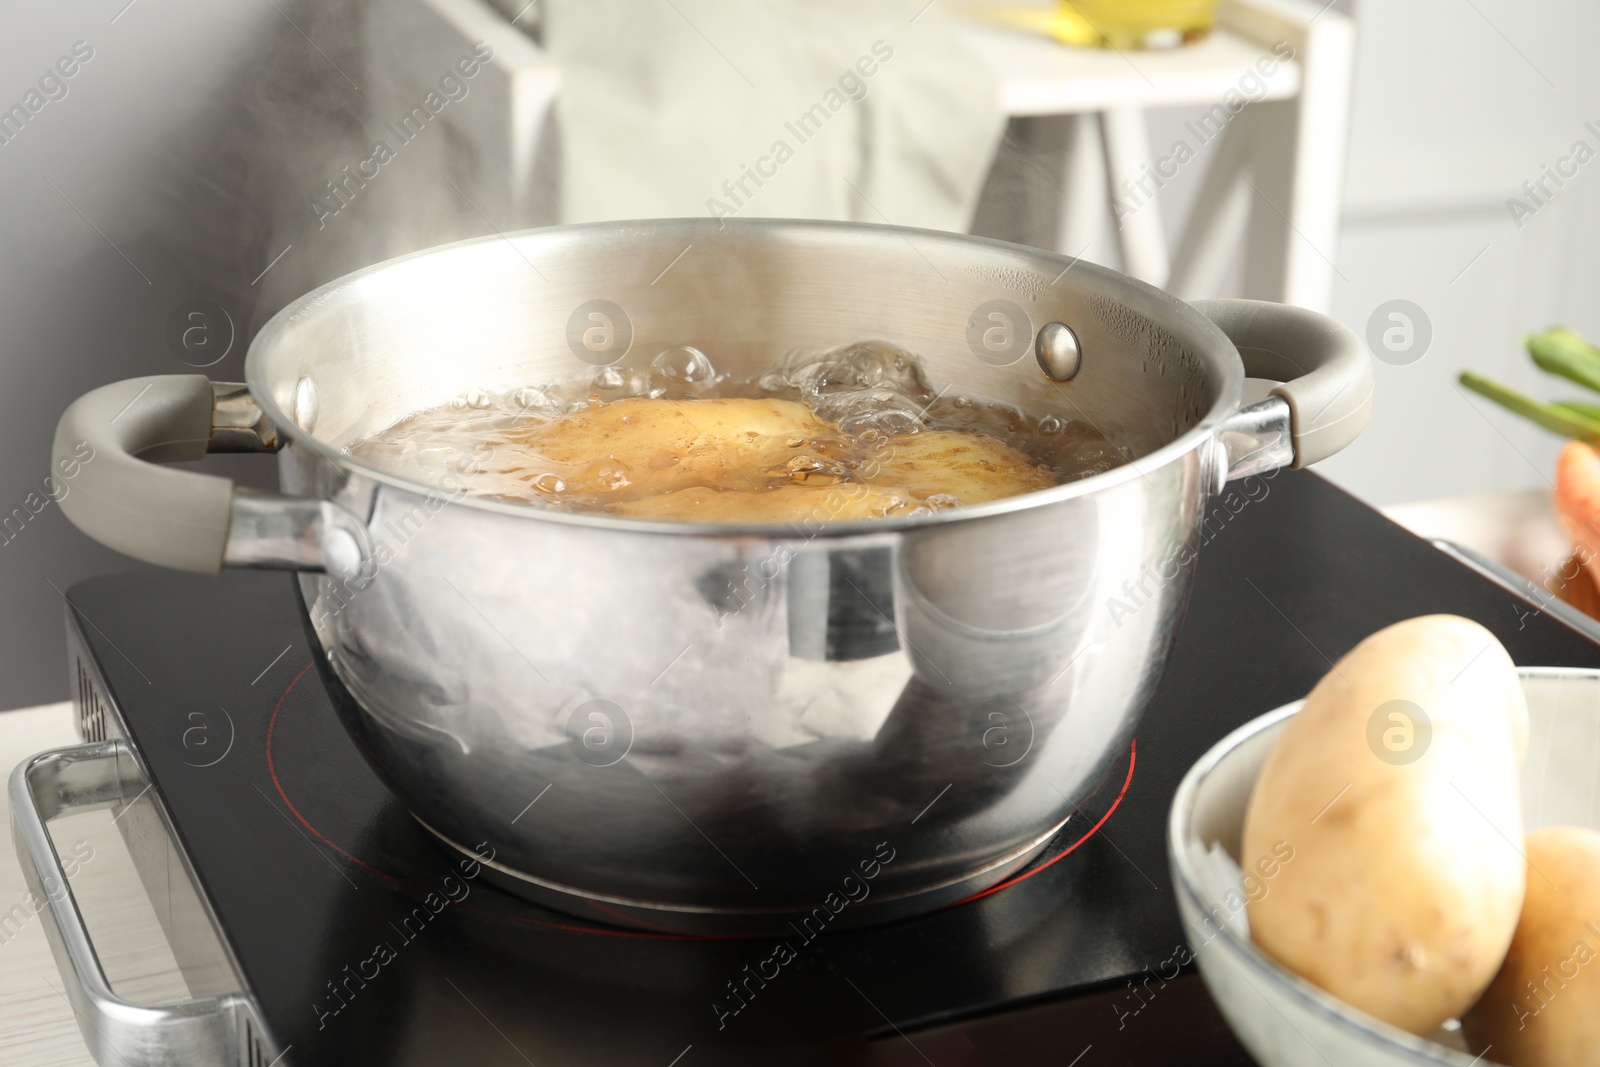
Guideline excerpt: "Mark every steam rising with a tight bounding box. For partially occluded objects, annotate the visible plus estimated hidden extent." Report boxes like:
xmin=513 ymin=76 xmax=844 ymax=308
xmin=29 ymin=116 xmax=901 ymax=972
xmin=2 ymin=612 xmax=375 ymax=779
xmin=155 ymin=0 xmax=554 ymax=334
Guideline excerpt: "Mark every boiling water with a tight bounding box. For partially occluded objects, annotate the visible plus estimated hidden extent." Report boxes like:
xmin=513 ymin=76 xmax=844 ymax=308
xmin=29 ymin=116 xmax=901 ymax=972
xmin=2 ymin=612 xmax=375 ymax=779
xmin=349 ymin=340 xmax=1128 ymax=518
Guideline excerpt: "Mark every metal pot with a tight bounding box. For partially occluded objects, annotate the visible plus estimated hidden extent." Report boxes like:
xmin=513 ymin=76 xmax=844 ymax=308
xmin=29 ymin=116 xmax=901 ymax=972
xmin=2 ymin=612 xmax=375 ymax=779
xmin=54 ymin=219 xmax=1371 ymax=933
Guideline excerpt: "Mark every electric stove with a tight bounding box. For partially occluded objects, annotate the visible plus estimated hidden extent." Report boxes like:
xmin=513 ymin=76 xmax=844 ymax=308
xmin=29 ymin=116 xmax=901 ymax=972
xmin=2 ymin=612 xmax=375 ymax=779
xmin=29 ymin=471 xmax=1600 ymax=1067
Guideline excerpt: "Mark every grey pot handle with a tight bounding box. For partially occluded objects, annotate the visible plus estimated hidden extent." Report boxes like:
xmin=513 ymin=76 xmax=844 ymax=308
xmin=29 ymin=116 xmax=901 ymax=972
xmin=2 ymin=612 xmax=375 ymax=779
xmin=54 ymin=375 xmax=367 ymax=576
xmin=10 ymin=741 xmax=271 ymax=1065
xmin=1192 ymin=299 xmax=1374 ymax=482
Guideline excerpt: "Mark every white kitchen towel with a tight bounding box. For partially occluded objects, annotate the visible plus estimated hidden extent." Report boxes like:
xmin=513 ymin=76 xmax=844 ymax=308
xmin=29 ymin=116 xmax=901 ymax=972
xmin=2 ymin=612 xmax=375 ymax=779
xmin=543 ymin=0 xmax=1004 ymax=232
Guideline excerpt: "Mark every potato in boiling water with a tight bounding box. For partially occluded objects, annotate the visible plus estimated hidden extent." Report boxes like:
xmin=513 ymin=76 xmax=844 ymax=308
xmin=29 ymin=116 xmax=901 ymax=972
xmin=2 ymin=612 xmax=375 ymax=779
xmin=507 ymin=396 xmax=1056 ymax=519
xmin=507 ymin=397 xmax=834 ymax=497
xmin=867 ymin=431 xmax=1057 ymax=505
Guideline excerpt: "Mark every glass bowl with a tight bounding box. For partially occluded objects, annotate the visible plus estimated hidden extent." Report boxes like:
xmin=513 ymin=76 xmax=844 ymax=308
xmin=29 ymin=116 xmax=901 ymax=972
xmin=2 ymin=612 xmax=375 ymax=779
xmin=1167 ymin=668 xmax=1600 ymax=1067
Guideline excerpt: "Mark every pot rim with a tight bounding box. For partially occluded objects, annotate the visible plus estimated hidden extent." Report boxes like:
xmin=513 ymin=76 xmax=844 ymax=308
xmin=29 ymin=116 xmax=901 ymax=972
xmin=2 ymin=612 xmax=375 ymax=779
xmin=246 ymin=218 xmax=1244 ymax=539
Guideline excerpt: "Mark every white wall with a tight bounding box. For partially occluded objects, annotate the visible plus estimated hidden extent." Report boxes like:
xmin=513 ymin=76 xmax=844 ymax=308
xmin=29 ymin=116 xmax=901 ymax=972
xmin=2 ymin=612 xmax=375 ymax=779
xmin=973 ymin=0 xmax=1600 ymax=508
xmin=1313 ymin=0 xmax=1600 ymax=505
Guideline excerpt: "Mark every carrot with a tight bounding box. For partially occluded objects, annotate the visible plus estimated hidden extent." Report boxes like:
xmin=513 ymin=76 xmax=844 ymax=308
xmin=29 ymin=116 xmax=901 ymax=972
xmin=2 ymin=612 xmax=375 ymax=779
xmin=1554 ymin=440 xmax=1600 ymax=586
xmin=1463 ymin=331 xmax=1600 ymax=595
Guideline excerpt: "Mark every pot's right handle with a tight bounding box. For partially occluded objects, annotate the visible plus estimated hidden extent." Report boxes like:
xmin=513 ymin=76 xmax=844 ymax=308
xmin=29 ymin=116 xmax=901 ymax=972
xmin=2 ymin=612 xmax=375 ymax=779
xmin=1191 ymin=299 xmax=1373 ymax=483
xmin=53 ymin=374 xmax=368 ymax=576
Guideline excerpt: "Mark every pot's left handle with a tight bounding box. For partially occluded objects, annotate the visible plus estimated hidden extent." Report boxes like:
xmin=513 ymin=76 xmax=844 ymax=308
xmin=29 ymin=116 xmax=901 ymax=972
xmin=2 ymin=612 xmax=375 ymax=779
xmin=54 ymin=375 xmax=367 ymax=576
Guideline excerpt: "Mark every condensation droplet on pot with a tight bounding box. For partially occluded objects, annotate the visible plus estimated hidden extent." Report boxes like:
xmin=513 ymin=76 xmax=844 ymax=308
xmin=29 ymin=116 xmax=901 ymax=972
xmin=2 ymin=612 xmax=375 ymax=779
xmin=652 ymin=345 xmax=715 ymax=383
xmin=293 ymin=376 xmax=318 ymax=433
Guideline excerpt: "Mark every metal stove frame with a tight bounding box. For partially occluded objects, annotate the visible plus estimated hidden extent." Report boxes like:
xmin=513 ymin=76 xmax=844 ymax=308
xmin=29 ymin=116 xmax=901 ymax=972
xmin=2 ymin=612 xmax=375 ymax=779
xmin=7 ymin=609 xmax=280 ymax=1067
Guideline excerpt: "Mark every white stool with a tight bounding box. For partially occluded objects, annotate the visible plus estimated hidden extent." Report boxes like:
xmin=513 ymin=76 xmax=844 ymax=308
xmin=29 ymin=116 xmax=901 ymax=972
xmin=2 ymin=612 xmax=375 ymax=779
xmin=366 ymin=0 xmax=1352 ymax=311
xmin=960 ymin=0 xmax=1355 ymax=311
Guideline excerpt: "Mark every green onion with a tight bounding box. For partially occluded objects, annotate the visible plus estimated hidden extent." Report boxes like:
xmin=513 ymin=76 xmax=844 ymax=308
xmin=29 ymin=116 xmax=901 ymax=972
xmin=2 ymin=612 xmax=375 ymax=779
xmin=1458 ymin=371 xmax=1600 ymax=444
xmin=1554 ymin=401 xmax=1600 ymax=423
xmin=1528 ymin=328 xmax=1600 ymax=395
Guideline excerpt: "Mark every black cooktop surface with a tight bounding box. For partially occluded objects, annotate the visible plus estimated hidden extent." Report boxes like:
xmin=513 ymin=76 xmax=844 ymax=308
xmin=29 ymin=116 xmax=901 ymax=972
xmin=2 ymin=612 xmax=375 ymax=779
xmin=62 ymin=471 xmax=1600 ymax=1066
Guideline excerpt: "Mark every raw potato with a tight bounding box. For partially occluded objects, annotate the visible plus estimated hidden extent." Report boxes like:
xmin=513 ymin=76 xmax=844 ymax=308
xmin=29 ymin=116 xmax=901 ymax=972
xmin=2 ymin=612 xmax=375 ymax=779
xmin=1463 ymin=827 xmax=1600 ymax=1067
xmin=1240 ymin=615 xmax=1529 ymax=1035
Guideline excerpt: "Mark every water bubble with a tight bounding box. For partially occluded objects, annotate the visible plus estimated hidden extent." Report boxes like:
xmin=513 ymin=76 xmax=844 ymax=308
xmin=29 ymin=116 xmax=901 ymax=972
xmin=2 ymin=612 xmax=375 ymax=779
xmin=845 ymin=408 xmax=923 ymax=436
xmin=588 ymin=461 xmax=631 ymax=491
xmin=533 ymin=473 xmax=567 ymax=494
xmin=511 ymin=386 xmax=561 ymax=416
xmin=1039 ymin=415 xmax=1066 ymax=436
xmin=924 ymin=494 xmax=962 ymax=511
xmin=625 ymin=369 xmax=655 ymax=396
xmin=593 ymin=366 xmax=626 ymax=390
xmin=652 ymin=345 xmax=716 ymax=383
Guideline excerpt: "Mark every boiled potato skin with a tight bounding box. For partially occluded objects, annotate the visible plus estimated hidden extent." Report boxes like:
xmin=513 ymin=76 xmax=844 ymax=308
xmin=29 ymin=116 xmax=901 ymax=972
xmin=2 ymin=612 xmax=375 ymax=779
xmin=508 ymin=397 xmax=833 ymax=496
xmin=504 ymin=397 xmax=1056 ymax=520
xmin=1241 ymin=615 xmax=1527 ymax=1035
xmin=1463 ymin=827 xmax=1600 ymax=1067
xmin=867 ymin=431 xmax=1056 ymax=505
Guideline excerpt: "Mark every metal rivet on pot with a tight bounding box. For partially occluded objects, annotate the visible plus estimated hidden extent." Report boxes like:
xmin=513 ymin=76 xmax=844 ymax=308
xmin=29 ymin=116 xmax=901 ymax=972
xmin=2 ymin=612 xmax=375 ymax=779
xmin=293 ymin=376 xmax=318 ymax=433
xmin=1036 ymin=322 xmax=1081 ymax=381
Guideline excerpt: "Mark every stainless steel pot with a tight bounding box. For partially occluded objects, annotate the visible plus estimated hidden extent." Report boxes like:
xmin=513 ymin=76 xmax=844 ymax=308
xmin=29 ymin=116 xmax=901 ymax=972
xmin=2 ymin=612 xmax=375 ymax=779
xmin=53 ymin=219 xmax=1371 ymax=933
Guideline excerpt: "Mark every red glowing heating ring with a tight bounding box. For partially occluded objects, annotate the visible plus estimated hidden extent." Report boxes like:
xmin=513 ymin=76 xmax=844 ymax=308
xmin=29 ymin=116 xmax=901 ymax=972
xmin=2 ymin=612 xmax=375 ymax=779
xmin=267 ymin=661 xmax=1138 ymax=940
